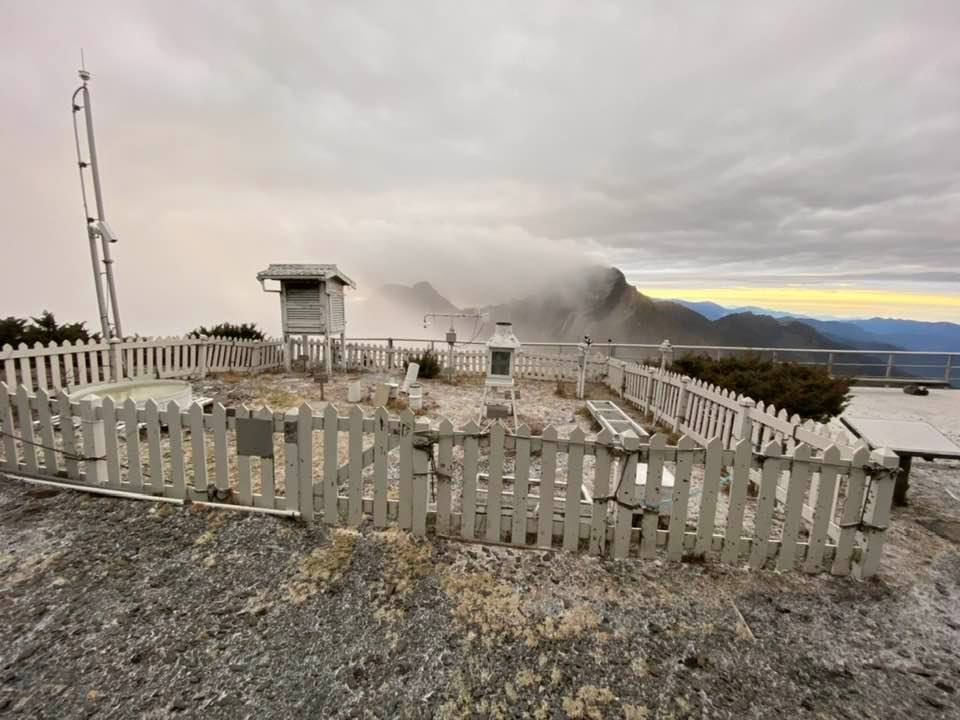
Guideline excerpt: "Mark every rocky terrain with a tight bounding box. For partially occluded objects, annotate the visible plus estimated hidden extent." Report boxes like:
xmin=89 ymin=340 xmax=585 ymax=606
xmin=1 ymin=469 xmax=958 ymax=718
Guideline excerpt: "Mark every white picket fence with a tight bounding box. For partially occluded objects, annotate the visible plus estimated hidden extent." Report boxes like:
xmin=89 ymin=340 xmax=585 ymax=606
xmin=0 ymin=379 xmax=896 ymax=577
xmin=606 ymin=359 xmax=864 ymax=455
xmin=0 ymin=337 xmax=285 ymax=394
xmin=604 ymin=360 xmax=898 ymax=547
xmin=324 ymin=340 xmax=609 ymax=381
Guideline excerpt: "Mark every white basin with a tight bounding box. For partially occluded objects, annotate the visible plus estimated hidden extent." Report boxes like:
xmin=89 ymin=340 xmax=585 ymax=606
xmin=70 ymin=379 xmax=193 ymax=409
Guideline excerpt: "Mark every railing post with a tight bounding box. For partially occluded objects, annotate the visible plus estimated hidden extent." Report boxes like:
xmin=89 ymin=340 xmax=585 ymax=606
xmin=674 ymin=376 xmax=690 ymax=433
xmin=885 ymin=353 xmax=894 ymax=378
xmin=109 ymin=337 xmax=123 ymax=382
xmin=735 ymin=398 xmax=755 ymax=449
xmin=387 ymin=338 xmax=395 ymax=370
xmin=854 ymin=447 xmax=898 ymax=579
xmin=659 ymin=339 xmax=673 ymax=370
xmin=945 ymin=354 xmax=953 ymax=384
xmin=199 ymin=336 xmax=209 ymax=379
xmin=827 ymin=352 xmax=834 ymax=376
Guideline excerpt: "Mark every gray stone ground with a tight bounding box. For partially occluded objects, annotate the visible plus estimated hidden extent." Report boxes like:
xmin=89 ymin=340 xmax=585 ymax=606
xmin=1 ymin=475 xmax=958 ymax=719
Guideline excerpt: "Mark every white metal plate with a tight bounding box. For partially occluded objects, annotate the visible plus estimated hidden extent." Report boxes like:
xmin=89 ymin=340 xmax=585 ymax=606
xmin=841 ymin=416 xmax=960 ymax=457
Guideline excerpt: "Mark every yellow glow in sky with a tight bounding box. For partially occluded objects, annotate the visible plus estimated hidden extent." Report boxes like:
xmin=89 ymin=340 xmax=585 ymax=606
xmin=644 ymin=287 xmax=960 ymax=321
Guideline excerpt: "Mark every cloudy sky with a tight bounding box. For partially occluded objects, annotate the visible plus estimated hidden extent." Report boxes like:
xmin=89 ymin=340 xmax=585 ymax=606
xmin=2 ymin=1 xmax=958 ymax=336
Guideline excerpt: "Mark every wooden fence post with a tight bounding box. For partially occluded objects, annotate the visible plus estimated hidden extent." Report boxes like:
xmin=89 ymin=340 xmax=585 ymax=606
xmin=645 ymin=367 xmax=656 ymax=413
xmin=199 ymin=336 xmax=209 ymax=379
xmin=297 ymin=403 xmax=314 ymax=521
xmin=109 ymin=337 xmax=123 ymax=382
xmin=734 ymin=398 xmax=755 ymax=449
xmin=853 ymin=447 xmax=898 ymax=579
xmin=673 ymin=376 xmax=689 ymax=433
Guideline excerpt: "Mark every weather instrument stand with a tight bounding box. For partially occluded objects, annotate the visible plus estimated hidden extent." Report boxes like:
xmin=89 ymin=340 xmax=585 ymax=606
xmin=479 ymin=376 xmax=519 ymax=432
xmin=423 ymin=311 xmax=486 ymax=380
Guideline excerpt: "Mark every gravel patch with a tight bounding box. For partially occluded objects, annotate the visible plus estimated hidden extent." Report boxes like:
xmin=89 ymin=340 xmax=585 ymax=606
xmin=1 ymin=474 xmax=958 ymax=718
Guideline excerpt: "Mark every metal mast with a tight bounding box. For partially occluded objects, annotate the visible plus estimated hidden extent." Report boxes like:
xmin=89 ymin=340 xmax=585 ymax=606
xmin=72 ymin=58 xmax=124 ymax=340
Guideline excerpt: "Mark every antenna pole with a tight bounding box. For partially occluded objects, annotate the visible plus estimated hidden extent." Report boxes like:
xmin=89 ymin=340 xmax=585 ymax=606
xmin=75 ymin=65 xmax=124 ymax=339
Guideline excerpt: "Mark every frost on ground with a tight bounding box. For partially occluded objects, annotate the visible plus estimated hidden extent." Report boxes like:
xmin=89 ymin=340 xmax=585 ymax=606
xmin=1 ymin=473 xmax=958 ymax=718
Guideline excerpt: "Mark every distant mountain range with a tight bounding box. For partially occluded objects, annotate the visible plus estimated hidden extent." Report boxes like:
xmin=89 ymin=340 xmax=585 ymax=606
xmin=672 ymin=300 xmax=960 ymax=352
xmin=354 ymin=266 xmax=959 ymax=355
xmin=358 ymin=267 xmax=863 ymax=350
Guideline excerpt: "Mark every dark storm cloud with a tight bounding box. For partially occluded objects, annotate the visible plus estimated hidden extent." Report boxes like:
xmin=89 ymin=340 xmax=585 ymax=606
xmin=1 ymin=1 xmax=957 ymax=334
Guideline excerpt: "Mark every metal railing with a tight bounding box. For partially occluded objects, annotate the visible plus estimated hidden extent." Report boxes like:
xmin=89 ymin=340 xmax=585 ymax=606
xmin=342 ymin=338 xmax=959 ymax=386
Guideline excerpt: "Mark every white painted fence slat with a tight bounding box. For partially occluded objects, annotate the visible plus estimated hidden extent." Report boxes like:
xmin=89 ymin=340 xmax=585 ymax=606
xmin=323 ymin=404 xmax=339 ymax=524
xmin=297 ymin=404 xmax=314 ymax=520
xmin=486 ymin=422 xmax=505 ymax=542
xmin=348 ymin=406 xmax=363 ymax=526
xmin=804 ymin=444 xmax=841 ymax=573
xmin=831 ymin=446 xmax=870 ymax=576
xmin=537 ymin=426 xmax=558 ymax=548
xmin=412 ymin=420 xmax=428 ymax=537
xmin=666 ymin=435 xmax=695 ymax=561
xmin=373 ymin=407 xmax=389 ymax=528
xmin=167 ymin=401 xmax=185 ymax=498
xmin=854 ymin=448 xmax=897 ymax=579
xmin=639 ymin=433 xmax=666 ymax=559
xmin=99 ymin=396 xmax=120 ymax=488
xmin=125 ymin=398 xmax=143 ymax=491
xmin=461 ymin=420 xmax=480 ymax=539
xmin=589 ymin=427 xmax=614 ymax=556
xmin=187 ymin=404 xmax=209 ymax=498
xmin=749 ymin=442 xmax=782 ymax=570
xmin=33 ymin=344 xmax=48 ymax=392
xmin=35 ymin=389 xmax=57 ymax=474
xmin=283 ymin=412 xmax=298 ymax=511
xmin=563 ymin=427 xmax=585 ymax=551
xmin=721 ymin=438 xmax=752 ymax=564
xmin=436 ymin=419 xmax=454 ymax=535
xmin=145 ymin=399 xmax=164 ymax=494
xmin=57 ymin=391 xmax=79 ymax=480
xmin=213 ymin=403 xmax=228 ymax=494
xmin=15 ymin=385 xmax=37 ymax=474
xmin=612 ymin=432 xmax=641 ymax=559
xmin=398 ymin=408 xmax=414 ymax=531
xmin=694 ymin=436 xmax=723 ymax=556
xmin=777 ymin=443 xmax=811 ymax=572
xmin=3 ymin=354 xmax=17 ymax=394
xmin=511 ymin=423 xmax=531 ymax=546
xmin=0 ymin=385 xmax=15 ymax=471
xmin=18 ymin=351 xmax=33 ymax=395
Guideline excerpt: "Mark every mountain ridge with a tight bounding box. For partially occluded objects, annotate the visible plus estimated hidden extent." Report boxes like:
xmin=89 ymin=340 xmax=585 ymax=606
xmin=359 ymin=267 xmax=864 ymax=351
xmin=672 ymin=299 xmax=960 ymax=352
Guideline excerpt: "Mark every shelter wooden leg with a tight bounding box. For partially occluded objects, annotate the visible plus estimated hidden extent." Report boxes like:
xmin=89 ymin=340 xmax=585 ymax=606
xmin=893 ymin=455 xmax=912 ymax=506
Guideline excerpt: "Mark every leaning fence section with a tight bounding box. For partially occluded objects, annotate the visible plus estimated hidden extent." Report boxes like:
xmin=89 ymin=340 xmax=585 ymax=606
xmin=0 ymin=380 xmax=896 ymax=577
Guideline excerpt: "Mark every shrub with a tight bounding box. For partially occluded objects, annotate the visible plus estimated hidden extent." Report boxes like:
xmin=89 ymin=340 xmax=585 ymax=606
xmin=671 ymin=353 xmax=850 ymax=422
xmin=1 ymin=311 xmax=97 ymax=347
xmin=189 ymin=322 xmax=265 ymax=341
xmin=406 ymin=349 xmax=442 ymax=379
